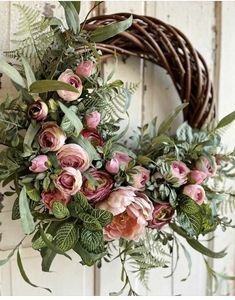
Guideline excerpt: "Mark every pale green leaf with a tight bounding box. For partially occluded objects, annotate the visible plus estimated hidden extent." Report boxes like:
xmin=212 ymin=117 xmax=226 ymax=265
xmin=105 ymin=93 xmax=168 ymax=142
xmin=19 ymin=186 xmax=35 ymax=235
xmin=0 ymin=57 xmax=26 ymax=88
xmin=21 ymin=56 xmax=36 ymax=88
xmin=29 ymin=80 xmax=79 ymax=94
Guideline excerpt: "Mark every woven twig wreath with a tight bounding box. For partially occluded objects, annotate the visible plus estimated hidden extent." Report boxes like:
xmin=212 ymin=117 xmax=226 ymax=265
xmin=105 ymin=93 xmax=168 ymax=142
xmin=82 ymin=13 xmax=216 ymax=129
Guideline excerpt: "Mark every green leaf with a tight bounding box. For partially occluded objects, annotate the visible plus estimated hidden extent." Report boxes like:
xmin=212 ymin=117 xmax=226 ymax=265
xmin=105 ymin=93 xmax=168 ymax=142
xmin=74 ymin=192 xmax=91 ymax=210
xmin=71 ymin=1 xmax=81 ymax=14
xmin=176 ymin=122 xmax=193 ymax=143
xmin=17 ymin=249 xmax=51 ymax=293
xmin=19 ymin=186 xmax=35 ymax=235
xmin=24 ymin=183 xmax=40 ymax=202
xmin=158 ymin=103 xmax=188 ymax=135
xmin=0 ymin=239 xmax=23 ymax=266
xmin=32 ymin=234 xmax=53 ymax=250
xmin=55 ymin=222 xmax=77 ymax=252
xmin=73 ymin=242 xmax=105 ymax=266
xmin=52 ymin=201 xmax=70 ymax=219
xmin=78 ymin=212 xmax=102 ymax=231
xmin=68 ymin=192 xmax=91 ymax=217
xmin=41 ymin=248 xmax=56 ymax=272
xmin=91 ymin=209 xmax=113 ymax=227
xmin=73 ymin=134 xmax=99 ymax=161
xmin=21 ymin=56 xmax=36 ymax=88
xmin=23 ymin=123 xmax=41 ymax=156
xmin=58 ymin=101 xmax=83 ymax=137
xmin=90 ymin=15 xmax=133 ymax=42
xmin=29 ymin=80 xmax=79 ymax=94
xmin=12 ymin=197 xmax=20 ymax=220
xmin=59 ymin=1 xmax=80 ymax=34
xmin=216 ymin=111 xmax=235 ymax=130
xmin=80 ymin=228 xmax=103 ymax=252
xmin=0 ymin=57 xmax=26 ymax=88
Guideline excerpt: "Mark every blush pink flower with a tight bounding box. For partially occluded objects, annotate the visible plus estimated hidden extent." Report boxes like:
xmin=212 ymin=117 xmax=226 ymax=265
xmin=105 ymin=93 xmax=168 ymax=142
xmin=57 ymin=144 xmax=90 ymax=172
xmin=28 ymin=100 xmax=48 ymax=121
xmin=81 ymin=128 xmax=104 ymax=147
xmin=183 ymin=184 xmax=206 ymax=205
xmin=57 ymin=69 xmax=83 ymax=101
xmin=96 ymin=187 xmax=154 ymax=241
xmin=38 ymin=122 xmax=66 ymax=152
xmin=81 ymin=168 xmax=113 ymax=203
xmin=188 ymin=170 xmax=207 ymax=184
xmin=130 ymin=166 xmax=150 ymax=190
xmin=148 ymin=203 xmax=175 ymax=229
xmin=84 ymin=111 xmax=101 ymax=129
xmin=75 ymin=60 xmax=94 ymax=78
xmin=41 ymin=189 xmax=70 ymax=209
xmin=55 ymin=167 xmax=82 ymax=196
xmin=29 ymin=155 xmax=49 ymax=173
xmin=113 ymin=151 xmax=132 ymax=169
xmin=196 ymin=156 xmax=217 ymax=177
xmin=165 ymin=161 xmax=190 ymax=186
xmin=105 ymin=158 xmax=120 ymax=174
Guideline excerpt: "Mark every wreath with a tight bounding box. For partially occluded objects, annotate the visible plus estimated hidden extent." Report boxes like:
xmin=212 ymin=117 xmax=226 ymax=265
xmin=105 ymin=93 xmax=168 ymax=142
xmin=0 ymin=2 xmax=235 ymax=296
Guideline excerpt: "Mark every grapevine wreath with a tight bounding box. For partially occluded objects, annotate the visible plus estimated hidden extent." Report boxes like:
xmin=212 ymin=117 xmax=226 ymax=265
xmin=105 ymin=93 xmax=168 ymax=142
xmin=0 ymin=1 xmax=235 ymax=296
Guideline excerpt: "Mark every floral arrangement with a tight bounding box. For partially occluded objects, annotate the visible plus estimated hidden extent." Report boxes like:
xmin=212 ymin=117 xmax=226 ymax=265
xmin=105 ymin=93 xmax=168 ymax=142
xmin=0 ymin=2 xmax=235 ymax=295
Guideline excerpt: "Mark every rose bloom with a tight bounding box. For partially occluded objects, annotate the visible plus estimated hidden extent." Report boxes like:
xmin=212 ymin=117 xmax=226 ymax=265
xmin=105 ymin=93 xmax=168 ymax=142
xmin=38 ymin=122 xmax=66 ymax=151
xmin=183 ymin=184 xmax=206 ymax=205
xmin=81 ymin=128 xmax=104 ymax=146
xmin=75 ymin=60 xmax=94 ymax=78
xmin=105 ymin=158 xmax=120 ymax=174
xmin=148 ymin=203 xmax=175 ymax=229
xmin=84 ymin=111 xmax=101 ymax=129
xmin=188 ymin=170 xmax=207 ymax=184
xmin=28 ymin=100 xmax=48 ymax=121
xmin=130 ymin=166 xmax=150 ymax=190
xmin=196 ymin=156 xmax=217 ymax=177
xmin=55 ymin=167 xmax=82 ymax=196
xmin=81 ymin=168 xmax=113 ymax=203
xmin=166 ymin=161 xmax=190 ymax=186
xmin=57 ymin=144 xmax=90 ymax=172
xmin=96 ymin=187 xmax=154 ymax=241
xmin=57 ymin=69 xmax=83 ymax=102
xmin=41 ymin=189 xmax=70 ymax=209
xmin=29 ymin=155 xmax=49 ymax=173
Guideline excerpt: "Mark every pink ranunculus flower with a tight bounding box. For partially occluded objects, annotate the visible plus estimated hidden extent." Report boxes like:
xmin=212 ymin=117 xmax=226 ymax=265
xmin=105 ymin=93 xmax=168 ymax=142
xmin=183 ymin=184 xmax=206 ymax=205
xmin=148 ymin=203 xmax=175 ymax=229
xmin=41 ymin=189 xmax=70 ymax=209
xmin=188 ymin=170 xmax=207 ymax=184
xmin=130 ymin=166 xmax=150 ymax=190
xmin=84 ymin=111 xmax=101 ymax=129
xmin=28 ymin=100 xmax=48 ymax=121
xmin=38 ymin=122 xmax=66 ymax=152
xmin=29 ymin=155 xmax=49 ymax=173
xmin=57 ymin=69 xmax=83 ymax=102
xmin=196 ymin=156 xmax=217 ymax=177
xmin=75 ymin=60 xmax=94 ymax=78
xmin=96 ymin=187 xmax=154 ymax=241
xmin=105 ymin=158 xmax=120 ymax=174
xmin=55 ymin=167 xmax=82 ymax=196
xmin=57 ymin=144 xmax=90 ymax=172
xmin=166 ymin=161 xmax=190 ymax=186
xmin=81 ymin=168 xmax=113 ymax=203
xmin=113 ymin=151 xmax=132 ymax=169
xmin=81 ymin=128 xmax=104 ymax=147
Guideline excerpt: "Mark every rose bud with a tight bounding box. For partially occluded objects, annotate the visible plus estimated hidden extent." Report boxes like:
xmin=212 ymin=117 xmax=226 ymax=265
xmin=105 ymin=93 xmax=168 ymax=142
xmin=38 ymin=122 xmax=66 ymax=152
xmin=164 ymin=161 xmax=190 ymax=187
xmin=148 ymin=203 xmax=175 ymax=230
xmin=81 ymin=168 xmax=113 ymax=203
xmin=41 ymin=189 xmax=70 ymax=209
xmin=113 ymin=151 xmax=132 ymax=169
xmin=75 ymin=60 xmax=94 ymax=78
xmin=81 ymin=128 xmax=104 ymax=147
xmin=130 ymin=166 xmax=150 ymax=190
xmin=28 ymin=100 xmax=48 ymax=121
xmin=84 ymin=111 xmax=101 ymax=129
xmin=196 ymin=156 xmax=217 ymax=177
xmin=96 ymin=187 xmax=153 ymax=241
xmin=57 ymin=69 xmax=83 ymax=102
xmin=29 ymin=155 xmax=49 ymax=173
xmin=105 ymin=158 xmax=120 ymax=174
xmin=57 ymin=143 xmax=90 ymax=172
xmin=55 ymin=167 xmax=83 ymax=196
xmin=188 ymin=170 xmax=207 ymax=184
xmin=182 ymin=184 xmax=206 ymax=205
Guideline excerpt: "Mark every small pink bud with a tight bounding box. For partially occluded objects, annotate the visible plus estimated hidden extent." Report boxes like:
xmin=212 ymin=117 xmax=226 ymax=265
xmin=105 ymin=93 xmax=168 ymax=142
xmin=105 ymin=159 xmax=120 ymax=174
xmin=85 ymin=111 xmax=101 ymax=129
xmin=29 ymin=155 xmax=49 ymax=173
xmin=75 ymin=60 xmax=94 ymax=78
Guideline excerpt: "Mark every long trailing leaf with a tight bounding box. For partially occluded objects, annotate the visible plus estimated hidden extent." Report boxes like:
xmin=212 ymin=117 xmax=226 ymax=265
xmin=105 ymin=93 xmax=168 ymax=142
xmin=90 ymin=15 xmax=133 ymax=42
xmin=59 ymin=1 xmax=80 ymax=34
xmin=19 ymin=186 xmax=35 ymax=235
xmin=0 ymin=238 xmax=25 ymax=266
xmin=21 ymin=56 xmax=36 ymax=88
xmin=0 ymin=57 xmax=26 ymax=88
xmin=29 ymin=80 xmax=79 ymax=94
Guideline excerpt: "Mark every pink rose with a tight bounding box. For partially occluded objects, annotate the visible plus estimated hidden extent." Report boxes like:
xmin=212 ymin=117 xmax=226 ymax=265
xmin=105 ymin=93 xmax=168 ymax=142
xmin=96 ymin=187 xmax=154 ymax=241
xmin=29 ymin=155 xmax=49 ymax=173
xmin=113 ymin=151 xmax=132 ymax=169
xmin=196 ymin=156 xmax=217 ymax=177
xmin=183 ymin=184 xmax=206 ymax=205
xmin=57 ymin=144 xmax=90 ymax=172
xmin=105 ymin=158 xmax=120 ymax=174
xmin=130 ymin=166 xmax=150 ymax=190
xmin=81 ymin=128 xmax=104 ymax=146
xmin=165 ymin=161 xmax=190 ymax=186
xmin=75 ymin=60 xmax=94 ymax=77
xmin=148 ymin=203 xmax=175 ymax=229
xmin=81 ymin=168 xmax=113 ymax=203
xmin=28 ymin=100 xmax=48 ymax=121
xmin=188 ymin=170 xmax=207 ymax=184
xmin=41 ymin=189 xmax=70 ymax=209
xmin=38 ymin=122 xmax=66 ymax=151
xmin=55 ymin=167 xmax=82 ymax=196
xmin=57 ymin=69 xmax=83 ymax=102
xmin=84 ymin=111 xmax=101 ymax=129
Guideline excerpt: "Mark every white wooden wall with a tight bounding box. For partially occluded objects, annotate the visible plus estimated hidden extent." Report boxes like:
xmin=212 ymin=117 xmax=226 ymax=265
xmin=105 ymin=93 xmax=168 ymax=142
xmin=0 ymin=0 xmax=235 ymax=296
